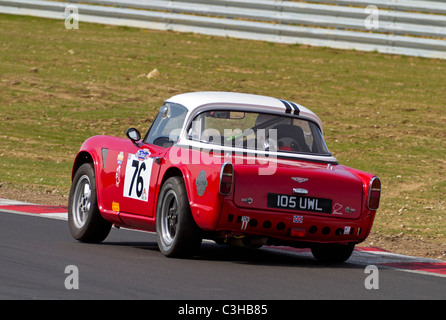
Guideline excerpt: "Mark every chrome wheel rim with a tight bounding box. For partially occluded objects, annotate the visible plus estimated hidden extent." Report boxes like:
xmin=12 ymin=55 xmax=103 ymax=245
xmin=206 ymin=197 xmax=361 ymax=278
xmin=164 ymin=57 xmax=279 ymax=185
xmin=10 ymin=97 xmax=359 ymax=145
xmin=72 ymin=175 xmax=92 ymax=229
xmin=160 ymin=190 xmax=178 ymax=246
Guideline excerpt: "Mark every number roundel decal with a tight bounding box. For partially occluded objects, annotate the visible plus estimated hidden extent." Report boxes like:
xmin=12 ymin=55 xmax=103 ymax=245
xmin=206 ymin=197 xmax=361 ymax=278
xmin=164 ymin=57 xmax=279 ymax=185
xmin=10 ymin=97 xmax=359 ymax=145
xmin=123 ymin=149 xmax=153 ymax=202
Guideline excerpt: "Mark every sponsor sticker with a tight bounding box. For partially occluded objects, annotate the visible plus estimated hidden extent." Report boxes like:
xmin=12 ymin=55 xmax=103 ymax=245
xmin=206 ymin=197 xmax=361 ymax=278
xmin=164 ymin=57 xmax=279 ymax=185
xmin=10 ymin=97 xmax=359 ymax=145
xmin=117 ymin=151 xmax=124 ymax=164
xmin=241 ymin=216 xmax=250 ymax=230
xmin=344 ymin=226 xmax=351 ymax=235
xmin=333 ymin=203 xmax=343 ymax=215
xmin=293 ymin=215 xmax=303 ymax=223
xmin=112 ymin=201 xmax=120 ymax=212
xmin=196 ymin=170 xmax=208 ymax=196
xmin=136 ymin=149 xmax=151 ymax=161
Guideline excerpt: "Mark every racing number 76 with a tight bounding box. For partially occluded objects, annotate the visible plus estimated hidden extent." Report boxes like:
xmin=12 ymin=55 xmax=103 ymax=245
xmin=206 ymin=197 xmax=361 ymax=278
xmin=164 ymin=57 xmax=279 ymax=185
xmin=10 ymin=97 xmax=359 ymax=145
xmin=128 ymin=160 xmax=146 ymax=198
xmin=123 ymin=152 xmax=153 ymax=202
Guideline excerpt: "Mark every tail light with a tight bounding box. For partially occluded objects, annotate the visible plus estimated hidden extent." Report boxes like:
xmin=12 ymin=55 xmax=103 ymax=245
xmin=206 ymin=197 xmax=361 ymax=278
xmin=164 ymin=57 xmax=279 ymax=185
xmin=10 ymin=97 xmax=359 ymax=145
xmin=219 ymin=162 xmax=234 ymax=196
xmin=367 ymin=177 xmax=381 ymax=210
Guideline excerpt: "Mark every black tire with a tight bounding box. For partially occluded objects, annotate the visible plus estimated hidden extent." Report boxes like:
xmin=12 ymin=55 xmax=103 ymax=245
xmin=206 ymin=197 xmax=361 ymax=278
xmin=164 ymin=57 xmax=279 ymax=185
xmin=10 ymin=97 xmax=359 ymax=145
xmin=68 ymin=163 xmax=112 ymax=243
xmin=311 ymin=243 xmax=355 ymax=263
xmin=156 ymin=176 xmax=202 ymax=258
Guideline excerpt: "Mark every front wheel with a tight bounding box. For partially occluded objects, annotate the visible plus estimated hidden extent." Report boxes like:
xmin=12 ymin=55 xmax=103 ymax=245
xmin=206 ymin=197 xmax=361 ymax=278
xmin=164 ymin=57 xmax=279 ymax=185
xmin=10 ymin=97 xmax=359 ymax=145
xmin=68 ymin=163 xmax=112 ymax=243
xmin=156 ymin=177 xmax=202 ymax=258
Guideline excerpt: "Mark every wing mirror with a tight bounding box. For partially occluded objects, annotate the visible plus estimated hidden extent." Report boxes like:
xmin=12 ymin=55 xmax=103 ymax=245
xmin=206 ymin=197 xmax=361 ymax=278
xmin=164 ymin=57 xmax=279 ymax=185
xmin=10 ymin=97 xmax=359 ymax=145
xmin=126 ymin=128 xmax=141 ymax=145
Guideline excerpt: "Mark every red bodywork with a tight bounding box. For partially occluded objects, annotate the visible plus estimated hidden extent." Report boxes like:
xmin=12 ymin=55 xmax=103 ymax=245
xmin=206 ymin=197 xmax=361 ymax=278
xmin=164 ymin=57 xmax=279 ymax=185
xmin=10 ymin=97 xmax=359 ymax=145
xmin=72 ymin=135 xmax=378 ymax=247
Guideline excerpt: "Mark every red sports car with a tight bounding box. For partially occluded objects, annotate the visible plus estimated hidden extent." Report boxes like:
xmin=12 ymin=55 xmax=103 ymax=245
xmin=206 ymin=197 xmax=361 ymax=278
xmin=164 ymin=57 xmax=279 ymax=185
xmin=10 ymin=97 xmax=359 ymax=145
xmin=68 ymin=92 xmax=381 ymax=262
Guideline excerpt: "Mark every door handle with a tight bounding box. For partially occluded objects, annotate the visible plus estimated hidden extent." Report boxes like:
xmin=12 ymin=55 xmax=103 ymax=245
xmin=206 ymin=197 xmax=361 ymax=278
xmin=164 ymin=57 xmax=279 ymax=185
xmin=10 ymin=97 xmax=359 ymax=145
xmin=151 ymin=156 xmax=163 ymax=165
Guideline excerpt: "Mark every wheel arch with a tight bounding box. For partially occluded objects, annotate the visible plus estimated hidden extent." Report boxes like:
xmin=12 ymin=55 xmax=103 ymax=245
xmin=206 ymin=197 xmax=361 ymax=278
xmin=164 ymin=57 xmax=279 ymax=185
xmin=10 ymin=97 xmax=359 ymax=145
xmin=71 ymin=151 xmax=94 ymax=182
xmin=68 ymin=157 xmax=112 ymax=243
xmin=160 ymin=166 xmax=185 ymax=187
xmin=159 ymin=165 xmax=195 ymax=204
xmin=158 ymin=165 xmax=198 ymax=222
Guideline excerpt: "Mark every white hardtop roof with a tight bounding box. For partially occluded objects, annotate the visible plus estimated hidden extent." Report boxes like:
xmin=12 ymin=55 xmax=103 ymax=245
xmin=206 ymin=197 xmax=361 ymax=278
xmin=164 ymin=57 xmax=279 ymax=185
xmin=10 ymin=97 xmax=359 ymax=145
xmin=166 ymin=91 xmax=323 ymax=131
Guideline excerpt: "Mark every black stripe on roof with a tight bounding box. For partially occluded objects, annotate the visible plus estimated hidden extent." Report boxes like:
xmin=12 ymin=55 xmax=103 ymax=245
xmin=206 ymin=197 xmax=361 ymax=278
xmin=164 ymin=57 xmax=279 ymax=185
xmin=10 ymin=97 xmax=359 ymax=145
xmin=279 ymin=99 xmax=292 ymax=114
xmin=280 ymin=99 xmax=299 ymax=115
xmin=287 ymin=101 xmax=300 ymax=115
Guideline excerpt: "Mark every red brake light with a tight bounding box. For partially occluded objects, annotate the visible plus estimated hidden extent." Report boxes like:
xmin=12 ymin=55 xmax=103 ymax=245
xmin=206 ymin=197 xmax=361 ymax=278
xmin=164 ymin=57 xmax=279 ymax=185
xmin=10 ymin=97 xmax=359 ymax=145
xmin=368 ymin=177 xmax=381 ymax=210
xmin=219 ymin=162 xmax=233 ymax=196
xmin=290 ymin=228 xmax=306 ymax=238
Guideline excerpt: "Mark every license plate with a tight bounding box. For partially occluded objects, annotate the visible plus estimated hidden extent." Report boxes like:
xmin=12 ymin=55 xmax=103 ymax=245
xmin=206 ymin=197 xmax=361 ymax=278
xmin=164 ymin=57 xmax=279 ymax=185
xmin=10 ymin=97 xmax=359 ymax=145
xmin=267 ymin=193 xmax=332 ymax=214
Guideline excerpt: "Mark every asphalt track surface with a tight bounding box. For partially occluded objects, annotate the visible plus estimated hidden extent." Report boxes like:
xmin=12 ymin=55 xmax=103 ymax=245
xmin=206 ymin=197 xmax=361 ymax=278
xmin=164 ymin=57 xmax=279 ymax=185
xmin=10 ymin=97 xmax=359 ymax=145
xmin=1 ymin=207 xmax=446 ymax=301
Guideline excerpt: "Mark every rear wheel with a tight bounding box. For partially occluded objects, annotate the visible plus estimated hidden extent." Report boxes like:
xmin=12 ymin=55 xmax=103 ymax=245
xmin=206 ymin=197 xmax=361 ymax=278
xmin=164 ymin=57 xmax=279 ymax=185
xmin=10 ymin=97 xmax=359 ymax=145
xmin=68 ymin=163 xmax=112 ymax=243
xmin=311 ymin=243 xmax=355 ymax=263
xmin=156 ymin=177 xmax=202 ymax=258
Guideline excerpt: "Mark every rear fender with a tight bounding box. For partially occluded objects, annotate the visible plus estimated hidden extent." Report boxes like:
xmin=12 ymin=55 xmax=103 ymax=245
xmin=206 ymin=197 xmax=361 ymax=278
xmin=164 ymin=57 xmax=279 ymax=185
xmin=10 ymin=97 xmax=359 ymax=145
xmin=162 ymin=147 xmax=225 ymax=231
xmin=339 ymin=165 xmax=376 ymax=194
xmin=340 ymin=165 xmax=379 ymax=239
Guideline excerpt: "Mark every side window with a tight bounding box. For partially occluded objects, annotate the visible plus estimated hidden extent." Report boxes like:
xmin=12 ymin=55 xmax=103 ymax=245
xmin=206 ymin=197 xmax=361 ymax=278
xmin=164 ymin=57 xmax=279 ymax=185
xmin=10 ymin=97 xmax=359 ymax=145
xmin=145 ymin=103 xmax=188 ymax=148
xmin=188 ymin=113 xmax=204 ymax=141
xmin=292 ymin=119 xmax=313 ymax=152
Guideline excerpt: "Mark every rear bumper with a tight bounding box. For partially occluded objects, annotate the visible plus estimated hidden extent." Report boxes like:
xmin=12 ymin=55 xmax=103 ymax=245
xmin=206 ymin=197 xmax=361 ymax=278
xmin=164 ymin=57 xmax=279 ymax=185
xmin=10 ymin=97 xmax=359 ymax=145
xmin=214 ymin=200 xmax=376 ymax=245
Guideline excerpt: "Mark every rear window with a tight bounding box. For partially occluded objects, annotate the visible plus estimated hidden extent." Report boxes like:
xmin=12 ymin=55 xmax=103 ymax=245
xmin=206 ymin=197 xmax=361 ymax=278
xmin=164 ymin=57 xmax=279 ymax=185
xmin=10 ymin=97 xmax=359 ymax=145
xmin=187 ymin=110 xmax=330 ymax=155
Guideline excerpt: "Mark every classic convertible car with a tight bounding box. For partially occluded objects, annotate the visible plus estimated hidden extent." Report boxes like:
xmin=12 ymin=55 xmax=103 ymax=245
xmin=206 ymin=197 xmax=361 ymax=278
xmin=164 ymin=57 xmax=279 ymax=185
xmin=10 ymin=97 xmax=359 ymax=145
xmin=68 ymin=91 xmax=381 ymax=262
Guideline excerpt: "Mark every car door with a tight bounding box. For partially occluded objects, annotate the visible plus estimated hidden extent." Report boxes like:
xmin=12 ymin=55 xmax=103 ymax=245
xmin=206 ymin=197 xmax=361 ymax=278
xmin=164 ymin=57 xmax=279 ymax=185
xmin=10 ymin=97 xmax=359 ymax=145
xmin=116 ymin=142 xmax=165 ymax=218
xmin=117 ymin=102 xmax=188 ymax=218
